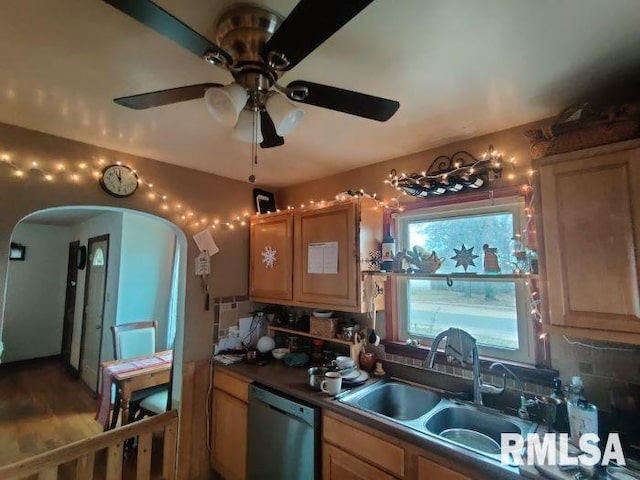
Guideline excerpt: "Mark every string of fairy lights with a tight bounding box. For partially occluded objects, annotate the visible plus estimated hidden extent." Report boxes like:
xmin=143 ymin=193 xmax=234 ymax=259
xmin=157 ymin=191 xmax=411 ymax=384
xmin=2 ymin=145 xmax=547 ymax=347
xmin=0 ymin=152 xmax=252 ymax=231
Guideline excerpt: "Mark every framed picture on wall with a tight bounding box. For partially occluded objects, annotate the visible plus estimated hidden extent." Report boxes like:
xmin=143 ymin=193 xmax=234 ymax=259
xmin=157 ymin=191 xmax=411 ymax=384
xmin=9 ymin=242 xmax=26 ymax=261
xmin=253 ymin=188 xmax=276 ymax=214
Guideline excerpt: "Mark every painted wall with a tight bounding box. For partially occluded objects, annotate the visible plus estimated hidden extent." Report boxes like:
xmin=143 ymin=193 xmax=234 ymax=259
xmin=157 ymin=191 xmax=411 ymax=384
xmin=0 ymin=121 xmax=254 ymax=368
xmin=69 ymin=211 xmax=123 ymax=368
xmin=2 ymin=223 xmax=71 ymax=362
xmin=117 ymin=212 xmax=177 ymax=351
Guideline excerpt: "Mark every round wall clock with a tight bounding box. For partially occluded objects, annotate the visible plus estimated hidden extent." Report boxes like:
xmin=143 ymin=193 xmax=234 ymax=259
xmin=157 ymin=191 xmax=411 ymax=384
xmin=99 ymin=164 xmax=139 ymax=198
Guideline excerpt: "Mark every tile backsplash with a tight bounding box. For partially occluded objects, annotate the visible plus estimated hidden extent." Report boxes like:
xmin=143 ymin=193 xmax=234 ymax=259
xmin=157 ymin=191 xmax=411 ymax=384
xmin=549 ymin=334 xmax=640 ymax=412
xmin=375 ymin=333 xmax=640 ymax=411
xmin=216 ymin=301 xmax=640 ymax=412
xmin=212 ymin=295 xmax=254 ymax=343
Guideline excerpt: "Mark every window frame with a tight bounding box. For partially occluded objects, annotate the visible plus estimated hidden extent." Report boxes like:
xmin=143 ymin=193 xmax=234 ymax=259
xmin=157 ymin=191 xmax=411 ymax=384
xmin=394 ymin=196 xmax=535 ymax=364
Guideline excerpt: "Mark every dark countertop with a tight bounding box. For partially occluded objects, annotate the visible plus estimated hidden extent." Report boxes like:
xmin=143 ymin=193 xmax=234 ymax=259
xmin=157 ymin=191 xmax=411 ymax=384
xmin=216 ymin=360 xmax=526 ymax=480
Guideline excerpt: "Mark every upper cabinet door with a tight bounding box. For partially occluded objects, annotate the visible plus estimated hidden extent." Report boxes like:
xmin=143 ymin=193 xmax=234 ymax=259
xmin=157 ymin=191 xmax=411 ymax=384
xmin=294 ymin=202 xmax=358 ymax=308
xmin=540 ymin=148 xmax=640 ymax=339
xmin=250 ymin=212 xmax=293 ymax=301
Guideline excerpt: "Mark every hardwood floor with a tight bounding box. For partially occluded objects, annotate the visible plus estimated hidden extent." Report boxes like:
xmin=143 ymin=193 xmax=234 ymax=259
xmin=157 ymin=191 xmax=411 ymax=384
xmin=0 ymin=357 xmax=102 ymax=466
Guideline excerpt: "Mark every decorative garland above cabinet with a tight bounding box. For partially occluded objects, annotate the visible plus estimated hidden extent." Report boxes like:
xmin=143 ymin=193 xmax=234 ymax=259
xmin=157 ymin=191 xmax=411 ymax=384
xmin=249 ymin=197 xmax=383 ymax=313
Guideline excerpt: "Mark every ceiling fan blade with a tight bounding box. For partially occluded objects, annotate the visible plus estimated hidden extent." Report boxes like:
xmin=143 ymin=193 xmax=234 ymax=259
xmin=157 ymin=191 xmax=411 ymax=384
xmin=262 ymin=0 xmax=374 ymax=71
xmin=114 ymin=83 xmax=223 ymax=110
xmin=287 ymin=81 xmax=399 ymax=121
xmin=260 ymin=110 xmax=285 ymax=148
xmin=103 ymin=0 xmax=231 ymax=64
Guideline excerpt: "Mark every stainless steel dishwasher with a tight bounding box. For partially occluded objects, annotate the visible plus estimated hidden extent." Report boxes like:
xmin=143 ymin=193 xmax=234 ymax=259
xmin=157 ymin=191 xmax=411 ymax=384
xmin=247 ymin=383 xmax=320 ymax=480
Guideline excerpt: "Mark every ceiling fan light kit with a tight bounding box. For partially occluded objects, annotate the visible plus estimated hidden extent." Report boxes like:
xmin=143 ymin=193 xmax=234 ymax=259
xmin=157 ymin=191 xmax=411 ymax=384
xmin=104 ymin=0 xmax=400 ymax=153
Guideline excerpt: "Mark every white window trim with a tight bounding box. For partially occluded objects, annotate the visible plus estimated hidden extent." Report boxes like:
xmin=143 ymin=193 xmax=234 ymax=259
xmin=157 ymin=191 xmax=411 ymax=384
xmin=394 ymin=196 xmax=535 ymax=364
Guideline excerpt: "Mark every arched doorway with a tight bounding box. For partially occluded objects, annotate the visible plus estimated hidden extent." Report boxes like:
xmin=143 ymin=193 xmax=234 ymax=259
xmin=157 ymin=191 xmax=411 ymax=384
xmin=0 ymin=205 xmax=187 ymax=464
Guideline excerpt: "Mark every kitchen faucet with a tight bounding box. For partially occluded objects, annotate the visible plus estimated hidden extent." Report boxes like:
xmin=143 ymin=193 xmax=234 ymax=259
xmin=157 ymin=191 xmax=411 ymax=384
xmin=424 ymin=328 xmax=502 ymax=406
xmin=489 ymin=362 xmax=535 ymax=419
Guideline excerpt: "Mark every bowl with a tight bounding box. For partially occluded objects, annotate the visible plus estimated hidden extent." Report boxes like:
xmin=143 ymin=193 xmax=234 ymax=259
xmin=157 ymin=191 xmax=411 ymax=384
xmin=272 ymin=348 xmax=290 ymax=360
xmin=312 ymin=310 xmax=333 ymax=318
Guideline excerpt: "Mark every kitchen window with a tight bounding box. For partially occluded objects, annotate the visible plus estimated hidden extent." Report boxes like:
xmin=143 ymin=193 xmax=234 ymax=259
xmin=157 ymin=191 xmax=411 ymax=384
xmin=395 ymin=197 xmax=534 ymax=364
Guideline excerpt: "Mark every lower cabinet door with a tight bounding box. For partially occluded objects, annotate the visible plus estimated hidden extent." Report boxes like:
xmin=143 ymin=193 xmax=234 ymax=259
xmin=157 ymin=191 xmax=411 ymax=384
xmin=212 ymin=389 xmax=247 ymax=480
xmin=417 ymin=455 xmax=470 ymax=480
xmin=323 ymin=443 xmax=396 ymax=480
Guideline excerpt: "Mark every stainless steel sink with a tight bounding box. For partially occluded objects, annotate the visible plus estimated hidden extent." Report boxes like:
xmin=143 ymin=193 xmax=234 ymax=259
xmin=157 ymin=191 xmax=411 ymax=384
xmin=339 ymin=378 xmax=537 ymax=464
xmin=424 ymin=405 xmax=534 ymax=455
xmin=352 ymin=381 xmax=442 ymax=420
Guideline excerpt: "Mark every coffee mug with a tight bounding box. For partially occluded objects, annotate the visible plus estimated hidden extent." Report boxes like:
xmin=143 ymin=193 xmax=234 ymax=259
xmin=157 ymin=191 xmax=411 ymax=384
xmin=321 ymin=372 xmax=342 ymax=395
xmin=332 ymin=356 xmax=355 ymax=370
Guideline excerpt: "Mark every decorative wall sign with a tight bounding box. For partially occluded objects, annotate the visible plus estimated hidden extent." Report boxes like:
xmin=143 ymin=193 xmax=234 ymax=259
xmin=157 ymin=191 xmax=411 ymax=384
xmin=261 ymin=245 xmax=277 ymax=269
xmin=450 ymin=244 xmax=479 ymax=272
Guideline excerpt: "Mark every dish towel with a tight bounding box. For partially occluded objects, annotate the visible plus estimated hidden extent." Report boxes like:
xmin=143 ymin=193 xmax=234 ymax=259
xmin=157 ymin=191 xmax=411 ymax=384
xmin=282 ymin=352 xmax=309 ymax=367
xmin=95 ymin=352 xmax=172 ymax=429
xmin=444 ymin=328 xmax=476 ymax=366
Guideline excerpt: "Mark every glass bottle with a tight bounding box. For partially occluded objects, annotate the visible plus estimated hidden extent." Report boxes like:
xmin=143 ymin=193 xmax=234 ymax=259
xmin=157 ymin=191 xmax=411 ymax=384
xmin=509 ymin=236 xmax=528 ymax=273
xmin=381 ymin=226 xmax=395 ymax=271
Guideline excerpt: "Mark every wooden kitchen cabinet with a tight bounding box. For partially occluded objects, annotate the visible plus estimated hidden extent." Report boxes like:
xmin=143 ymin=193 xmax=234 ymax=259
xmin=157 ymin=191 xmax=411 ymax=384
xmin=324 ymin=443 xmax=396 ymax=480
xmin=537 ymin=142 xmax=640 ymax=343
xmin=250 ymin=210 xmax=293 ymax=302
xmin=249 ymin=197 xmax=383 ymax=312
xmin=323 ymin=412 xmax=405 ymax=477
xmin=323 ymin=411 xmax=477 ymax=480
xmin=211 ymin=370 xmax=251 ymax=480
xmin=416 ymin=456 xmax=470 ymax=480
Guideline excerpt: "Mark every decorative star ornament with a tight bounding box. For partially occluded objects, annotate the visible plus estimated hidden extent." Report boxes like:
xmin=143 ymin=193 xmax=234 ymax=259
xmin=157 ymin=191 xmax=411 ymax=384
xmin=450 ymin=244 xmax=479 ymax=272
xmin=261 ymin=245 xmax=277 ymax=269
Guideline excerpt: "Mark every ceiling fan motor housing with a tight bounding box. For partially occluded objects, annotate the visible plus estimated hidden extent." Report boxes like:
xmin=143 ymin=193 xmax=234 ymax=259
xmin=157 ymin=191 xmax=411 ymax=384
xmin=214 ymin=4 xmax=285 ymax=92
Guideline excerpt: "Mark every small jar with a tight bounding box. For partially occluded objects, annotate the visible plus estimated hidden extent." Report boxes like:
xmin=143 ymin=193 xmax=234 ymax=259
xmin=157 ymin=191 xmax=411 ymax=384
xmin=288 ymin=336 xmax=299 ymax=353
xmin=311 ymin=339 xmax=324 ymax=366
xmin=342 ymin=326 xmax=354 ymax=341
xmin=359 ymin=352 xmax=376 ymax=372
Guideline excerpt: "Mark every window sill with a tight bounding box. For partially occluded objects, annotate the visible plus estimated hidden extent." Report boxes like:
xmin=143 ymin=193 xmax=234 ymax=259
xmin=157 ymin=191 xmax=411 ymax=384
xmin=383 ymin=340 xmax=558 ymax=387
xmin=364 ymin=271 xmax=538 ymax=281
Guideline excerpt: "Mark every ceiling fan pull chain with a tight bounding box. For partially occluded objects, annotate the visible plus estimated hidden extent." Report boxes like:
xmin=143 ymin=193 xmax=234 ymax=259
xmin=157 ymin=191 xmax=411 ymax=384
xmin=248 ymin=109 xmax=258 ymax=184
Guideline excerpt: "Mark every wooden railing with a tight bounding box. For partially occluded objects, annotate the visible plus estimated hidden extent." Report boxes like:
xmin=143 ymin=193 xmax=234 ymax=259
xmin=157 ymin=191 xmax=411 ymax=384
xmin=0 ymin=410 xmax=178 ymax=480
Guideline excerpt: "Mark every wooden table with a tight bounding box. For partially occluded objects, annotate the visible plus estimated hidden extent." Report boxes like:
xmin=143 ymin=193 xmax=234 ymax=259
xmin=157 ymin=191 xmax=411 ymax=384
xmin=98 ymin=350 xmax=172 ymax=430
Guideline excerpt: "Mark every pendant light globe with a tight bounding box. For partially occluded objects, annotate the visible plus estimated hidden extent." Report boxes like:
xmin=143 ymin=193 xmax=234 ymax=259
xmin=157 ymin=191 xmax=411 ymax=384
xmin=266 ymin=93 xmax=304 ymax=136
xmin=234 ymin=109 xmax=263 ymax=143
xmin=204 ymin=83 xmax=248 ymax=127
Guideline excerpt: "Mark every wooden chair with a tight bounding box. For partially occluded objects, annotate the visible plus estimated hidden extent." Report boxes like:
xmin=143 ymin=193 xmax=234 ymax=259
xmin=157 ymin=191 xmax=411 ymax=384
xmin=138 ymin=358 xmax=173 ymax=417
xmin=111 ymin=320 xmax=158 ymax=360
xmin=109 ymin=321 xmax=168 ymax=428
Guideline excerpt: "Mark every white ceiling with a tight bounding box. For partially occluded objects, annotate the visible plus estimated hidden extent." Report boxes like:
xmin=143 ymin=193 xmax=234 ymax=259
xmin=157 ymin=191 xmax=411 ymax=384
xmin=1 ymin=0 xmax=639 ymax=187
xmin=22 ymin=208 xmax=107 ymax=226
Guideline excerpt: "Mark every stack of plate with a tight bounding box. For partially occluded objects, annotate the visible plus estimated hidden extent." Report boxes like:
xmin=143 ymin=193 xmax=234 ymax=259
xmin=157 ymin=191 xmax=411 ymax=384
xmin=339 ymin=367 xmax=369 ymax=387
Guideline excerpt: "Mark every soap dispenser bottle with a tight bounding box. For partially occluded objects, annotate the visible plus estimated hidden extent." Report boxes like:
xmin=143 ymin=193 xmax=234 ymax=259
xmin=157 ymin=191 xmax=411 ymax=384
xmin=550 ymin=377 xmax=569 ymax=432
xmin=566 ymin=376 xmax=598 ymax=443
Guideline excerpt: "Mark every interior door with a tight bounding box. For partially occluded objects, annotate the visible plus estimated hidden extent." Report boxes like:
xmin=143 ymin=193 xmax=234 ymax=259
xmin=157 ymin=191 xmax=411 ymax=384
xmin=61 ymin=241 xmax=80 ymax=369
xmin=80 ymin=235 xmax=109 ymax=392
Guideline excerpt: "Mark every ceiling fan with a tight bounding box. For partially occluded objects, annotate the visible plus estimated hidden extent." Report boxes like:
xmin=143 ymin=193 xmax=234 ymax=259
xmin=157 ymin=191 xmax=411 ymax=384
xmin=103 ymin=0 xmax=400 ymax=149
